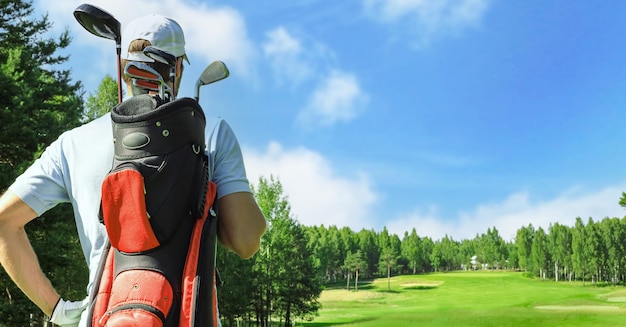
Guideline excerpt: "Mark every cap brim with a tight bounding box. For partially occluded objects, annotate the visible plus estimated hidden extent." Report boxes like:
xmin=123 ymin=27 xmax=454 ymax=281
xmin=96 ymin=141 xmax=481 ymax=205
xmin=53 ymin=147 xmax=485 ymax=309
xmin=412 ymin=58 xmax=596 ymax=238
xmin=126 ymin=51 xmax=154 ymax=62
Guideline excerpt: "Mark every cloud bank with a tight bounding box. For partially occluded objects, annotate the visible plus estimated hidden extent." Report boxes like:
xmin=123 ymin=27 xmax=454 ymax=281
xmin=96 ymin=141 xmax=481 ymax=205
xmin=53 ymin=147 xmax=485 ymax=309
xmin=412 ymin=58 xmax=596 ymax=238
xmin=244 ymin=142 xmax=626 ymax=242
xmin=387 ymin=186 xmax=626 ymax=241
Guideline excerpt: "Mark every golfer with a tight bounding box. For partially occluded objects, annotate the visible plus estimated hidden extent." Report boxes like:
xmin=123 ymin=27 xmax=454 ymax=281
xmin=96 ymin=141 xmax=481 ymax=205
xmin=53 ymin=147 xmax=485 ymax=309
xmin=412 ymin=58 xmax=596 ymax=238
xmin=0 ymin=14 xmax=266 ymax=327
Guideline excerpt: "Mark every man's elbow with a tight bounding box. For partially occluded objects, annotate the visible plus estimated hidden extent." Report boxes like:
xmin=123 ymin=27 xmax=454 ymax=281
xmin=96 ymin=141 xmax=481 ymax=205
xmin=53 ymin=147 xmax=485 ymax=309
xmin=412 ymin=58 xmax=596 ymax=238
xmin=231 ymin=220 xmax=266 ymax=259
xmin=235 ymin=239 xmax=261 ymax=259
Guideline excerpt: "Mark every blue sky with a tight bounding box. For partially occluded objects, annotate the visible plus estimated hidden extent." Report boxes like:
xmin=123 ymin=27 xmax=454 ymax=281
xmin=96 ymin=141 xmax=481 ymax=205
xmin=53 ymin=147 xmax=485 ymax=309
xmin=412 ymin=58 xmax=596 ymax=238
xmin=34 ymin=0 xmax=626 ymax=241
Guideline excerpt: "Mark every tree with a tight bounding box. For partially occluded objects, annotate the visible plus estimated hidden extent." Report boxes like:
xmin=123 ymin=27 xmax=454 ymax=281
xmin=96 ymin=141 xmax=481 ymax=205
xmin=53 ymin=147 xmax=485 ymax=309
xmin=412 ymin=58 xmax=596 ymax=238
xmin=458 ymin=238 xmax=477 ymax=270
xmin=572 ymin=217 xmax=590 ymax=285
xmin=506 ymin=242 xmax=518 ymax=270
xmin=252 ymin=176 xmax=322 ymax=326
xmin=216 ymin=244 xmax=256 ymax=326
xmin=431 ymin=235 xmax=458 ymax=272
xmin=83 ymin=74 xmax=118 ymax=122
xmin=358 ymin=229 xmax=378 ymax=278
xmin=343 ymin=250 xmax=367 ymax=291
xmin=516 ymin=224 xmax=534 ymax=272
xmin=531 ymin=227 xmax=549 ymax=279
xmin=479 ymin=227 xmax=506 ymax=269
xmin=585 ymin=218 xmax=601 ymax=284
xmin=378 ymin=246 xmax=400 ymax=291
xmin=0 ymin=1 xmax=83 ymax=188
xmin=401 ymin=229 xmax=421 ymax=274
xmin=420 ymin=237 xmax=435 ymax=272
xmin=548 ymin=222 xmax=572 ymax=282
xmin=306 ymin=225 xmax=342 ymax=284
xmin=618 ymin=192 xmax=626 ymax=209
xmin=597 ymin=218 xmax=624 ymax=285
xmin=0 ymin=1 xmax=85 ymax=325
xmin=273 ymin=221 xmax=321 ymax=326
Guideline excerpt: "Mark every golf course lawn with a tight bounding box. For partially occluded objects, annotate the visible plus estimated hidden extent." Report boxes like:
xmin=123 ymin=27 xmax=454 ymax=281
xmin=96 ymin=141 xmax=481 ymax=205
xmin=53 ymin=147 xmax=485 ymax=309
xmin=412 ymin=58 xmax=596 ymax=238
xmin=300 ymin=271 xmax=626 ymax=326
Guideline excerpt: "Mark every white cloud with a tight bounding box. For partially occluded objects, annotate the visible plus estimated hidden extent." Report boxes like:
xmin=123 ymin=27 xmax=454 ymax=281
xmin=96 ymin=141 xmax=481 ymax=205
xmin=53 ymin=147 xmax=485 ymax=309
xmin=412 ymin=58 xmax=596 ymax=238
xmin=362 ymin=0 xmax=491 ymax=46
xmin=261 ymin=27 xmax=368 ymax=127
xmin=262 ymin=27 xmax=313 ymax=86
xmin=297 ymin=70 xmax=369 ymax=127
xmin=387 ymin=185 xmax=626 ymax=241
xmin=37 ymin=0 xmax=255 ymax=77
xmin=243 ymin=142 xmax=378 ymax=230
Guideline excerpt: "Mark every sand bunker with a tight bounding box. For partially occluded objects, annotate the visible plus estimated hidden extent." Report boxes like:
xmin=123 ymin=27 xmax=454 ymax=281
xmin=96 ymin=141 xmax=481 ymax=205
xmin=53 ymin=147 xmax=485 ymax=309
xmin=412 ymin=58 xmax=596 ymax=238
xmin=606 ymin=297 xmax=626 ymax=302
xmin=535 ymin=305 xmax=623 ymax=312
xmin=319 ymin=289 xmax=384 ymax=302
xmin=400 ymin=282 xmax=443 ymax=288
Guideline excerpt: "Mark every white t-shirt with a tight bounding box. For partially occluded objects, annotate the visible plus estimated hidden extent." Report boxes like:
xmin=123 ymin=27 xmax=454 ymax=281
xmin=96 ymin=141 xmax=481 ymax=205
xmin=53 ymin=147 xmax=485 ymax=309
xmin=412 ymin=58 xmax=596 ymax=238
xmin=9 ymin=109 xmax=250 ymax=301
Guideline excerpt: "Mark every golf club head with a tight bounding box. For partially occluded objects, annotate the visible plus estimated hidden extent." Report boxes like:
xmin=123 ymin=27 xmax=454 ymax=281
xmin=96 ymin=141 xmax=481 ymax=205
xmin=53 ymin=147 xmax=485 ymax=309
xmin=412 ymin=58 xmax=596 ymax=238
xmin=124 ymin=62 xmax=163 ymax=82
xmin=133 ymin=79 xmax=159 ymax=92
xmin=195 ymin=61 xmax=230 ymax=100
xmin=73 ymin=4 xmax=121 ymax=43
xmin=131 ymin=79 xmax=156 ymax=95
xmin=132 ymin=79 xmax=173 ymax=98
xmin=143 ymin=46 xmax=176 ymax=66
xmin=143 ymin=46 xmax=177 ymax=97
xmin=125 ymin=62 xmax=170 ymax=101
xmin=199 ymin=61 xmax=229 ymax=85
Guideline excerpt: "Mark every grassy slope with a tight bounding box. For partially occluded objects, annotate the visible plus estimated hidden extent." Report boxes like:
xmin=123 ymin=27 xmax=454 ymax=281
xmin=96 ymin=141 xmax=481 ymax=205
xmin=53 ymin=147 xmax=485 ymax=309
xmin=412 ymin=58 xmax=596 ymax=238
xmin=301 ymin=271 xmax=626 ymax=327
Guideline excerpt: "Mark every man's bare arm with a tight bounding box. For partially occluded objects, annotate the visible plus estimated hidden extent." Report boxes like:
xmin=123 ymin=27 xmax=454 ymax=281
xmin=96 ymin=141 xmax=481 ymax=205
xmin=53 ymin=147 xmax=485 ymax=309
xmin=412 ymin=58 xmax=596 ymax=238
xmin=0 ymin=190 xmax=60 ymax=316
xmin=217 ymin=192 xmax=267 ymax=259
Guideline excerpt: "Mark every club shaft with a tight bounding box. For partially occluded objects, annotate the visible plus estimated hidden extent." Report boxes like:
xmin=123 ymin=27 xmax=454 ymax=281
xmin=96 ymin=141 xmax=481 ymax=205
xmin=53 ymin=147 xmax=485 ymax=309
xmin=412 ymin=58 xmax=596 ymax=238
xmin=117 ymin=49 xmax=122 ymax=103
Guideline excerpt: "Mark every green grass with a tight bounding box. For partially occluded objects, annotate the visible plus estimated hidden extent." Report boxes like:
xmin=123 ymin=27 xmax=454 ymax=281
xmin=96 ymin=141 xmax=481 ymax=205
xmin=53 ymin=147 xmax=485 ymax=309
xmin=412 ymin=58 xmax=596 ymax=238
xmin=299 ymin=271 xmax=626 ymax=327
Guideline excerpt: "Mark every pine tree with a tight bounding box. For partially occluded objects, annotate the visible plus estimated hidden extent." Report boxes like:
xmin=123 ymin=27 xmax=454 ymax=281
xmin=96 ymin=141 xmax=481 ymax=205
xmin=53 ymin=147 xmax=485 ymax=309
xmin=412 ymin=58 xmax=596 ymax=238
xmin=0 ymin=1 xmax=85 ymax=325
xmin=252 ymin=176 xmax=322 ymax=326
xmin=0 ymin=0 xmax=83 ymax=188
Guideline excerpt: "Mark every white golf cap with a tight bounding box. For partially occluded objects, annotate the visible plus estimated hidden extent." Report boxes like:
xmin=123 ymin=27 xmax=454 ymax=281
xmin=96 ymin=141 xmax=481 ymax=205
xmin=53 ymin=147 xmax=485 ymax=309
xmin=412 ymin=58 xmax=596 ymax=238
xmin=122 ymin=14 xmax=189 ymax=63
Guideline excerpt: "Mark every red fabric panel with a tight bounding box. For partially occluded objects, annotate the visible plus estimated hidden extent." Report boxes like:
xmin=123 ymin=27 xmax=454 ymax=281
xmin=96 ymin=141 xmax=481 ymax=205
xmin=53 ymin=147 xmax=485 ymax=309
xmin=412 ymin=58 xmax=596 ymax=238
xmin=92 ymin=247 xmax=115 ymax=327
xmin=101 ymin=169 xmax=160 ymax=252
xmin=179 ymin=181 xmax=217 ymax=327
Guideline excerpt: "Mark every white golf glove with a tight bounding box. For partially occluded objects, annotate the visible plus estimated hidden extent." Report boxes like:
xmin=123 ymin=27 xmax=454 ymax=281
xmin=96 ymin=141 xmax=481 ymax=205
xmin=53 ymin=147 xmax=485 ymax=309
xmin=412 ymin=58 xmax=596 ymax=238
xmin=49 ymin=297 xmax=89 ymax=326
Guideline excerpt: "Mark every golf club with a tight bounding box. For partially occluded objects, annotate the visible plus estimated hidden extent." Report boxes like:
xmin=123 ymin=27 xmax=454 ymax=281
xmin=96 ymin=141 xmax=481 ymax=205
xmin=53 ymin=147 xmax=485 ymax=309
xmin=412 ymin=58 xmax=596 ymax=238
xmin=73 ymin=4 xmax=122 ymax=103
xmin=124 ymin=62 xmax=170 ymax=101
xmin=195 ymin=61 xmax=230 ymax=101
xmin=131 ymin=78 xmax=173 ymax=98
xmin=143 ymin=46 xmax=177 ymax=98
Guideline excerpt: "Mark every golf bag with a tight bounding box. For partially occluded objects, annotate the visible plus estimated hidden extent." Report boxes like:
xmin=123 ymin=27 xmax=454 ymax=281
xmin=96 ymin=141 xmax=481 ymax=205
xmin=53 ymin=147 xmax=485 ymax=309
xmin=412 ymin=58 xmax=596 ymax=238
xmin=87 ymin=95 xmax=219 ymax=327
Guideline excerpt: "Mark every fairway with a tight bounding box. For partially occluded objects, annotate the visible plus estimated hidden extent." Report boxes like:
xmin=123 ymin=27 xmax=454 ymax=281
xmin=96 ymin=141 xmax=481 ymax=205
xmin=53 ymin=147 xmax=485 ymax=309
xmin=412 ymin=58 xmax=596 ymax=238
xmin=301 ymin=271 xmax=626 ymax=327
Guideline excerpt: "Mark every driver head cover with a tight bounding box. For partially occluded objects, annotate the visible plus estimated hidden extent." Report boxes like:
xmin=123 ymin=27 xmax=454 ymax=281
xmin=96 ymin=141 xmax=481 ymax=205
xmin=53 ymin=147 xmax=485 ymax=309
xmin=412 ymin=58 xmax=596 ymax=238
xmin=123 ymin=14 xmax=189 ymax=64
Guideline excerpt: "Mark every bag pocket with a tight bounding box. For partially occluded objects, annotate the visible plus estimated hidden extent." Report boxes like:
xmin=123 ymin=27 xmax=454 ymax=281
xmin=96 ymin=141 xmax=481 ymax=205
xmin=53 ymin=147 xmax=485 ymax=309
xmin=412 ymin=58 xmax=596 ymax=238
xmin=98 ymin=270 xmax=174 ymax=327
xmin=101 ymin=167 xmax=160 ymax=253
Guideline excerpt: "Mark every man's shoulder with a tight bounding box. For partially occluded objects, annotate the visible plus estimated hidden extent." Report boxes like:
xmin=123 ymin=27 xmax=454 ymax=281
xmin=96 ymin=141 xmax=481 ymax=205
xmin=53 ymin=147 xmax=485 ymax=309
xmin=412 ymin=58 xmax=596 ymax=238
xmin=59 ymin=113 xmax=112 ymax=141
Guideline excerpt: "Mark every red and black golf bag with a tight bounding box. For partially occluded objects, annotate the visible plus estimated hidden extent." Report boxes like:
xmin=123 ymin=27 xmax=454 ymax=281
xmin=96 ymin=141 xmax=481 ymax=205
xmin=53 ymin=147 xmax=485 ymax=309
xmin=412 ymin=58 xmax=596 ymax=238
xmin=87 ymin=95 xmax=219 ymax=327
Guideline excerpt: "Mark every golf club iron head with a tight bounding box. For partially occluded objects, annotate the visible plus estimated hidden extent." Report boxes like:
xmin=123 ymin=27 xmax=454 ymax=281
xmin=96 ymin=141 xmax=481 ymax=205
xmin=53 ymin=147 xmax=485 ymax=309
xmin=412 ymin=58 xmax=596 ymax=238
xmin=143 ymin=46 xmax=176 ymax=66
xmin=132 ymin=79 xmax=172 ymax=98
xmin=195 ymin=61 xmax=230 ymax=101
xmin=143 ymin=46 xmax=177 ymax=98
xmin=124 ymin=62 xmax=170 ymax=101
